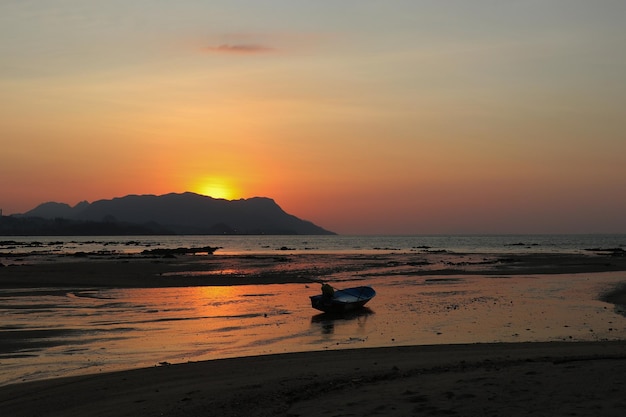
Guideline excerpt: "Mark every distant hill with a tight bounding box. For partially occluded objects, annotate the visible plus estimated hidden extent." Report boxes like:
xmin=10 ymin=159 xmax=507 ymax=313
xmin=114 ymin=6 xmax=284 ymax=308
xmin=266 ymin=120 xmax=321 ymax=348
xmin=4 ymin=192 xmax=335 ymax=235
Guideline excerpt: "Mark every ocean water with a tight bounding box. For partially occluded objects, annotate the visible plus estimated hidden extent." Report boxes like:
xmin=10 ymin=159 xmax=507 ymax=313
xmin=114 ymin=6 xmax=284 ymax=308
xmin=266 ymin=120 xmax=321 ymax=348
xmin=2 ymin=234 xmax=625 ymax=256
xmin=1 ymin=234 xmax=626 ymax=386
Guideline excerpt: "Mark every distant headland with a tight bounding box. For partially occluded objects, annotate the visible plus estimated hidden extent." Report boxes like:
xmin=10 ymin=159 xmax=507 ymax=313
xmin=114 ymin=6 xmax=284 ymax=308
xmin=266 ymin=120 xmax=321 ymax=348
xmin=0 ymin=192 xmax=335 ymax=236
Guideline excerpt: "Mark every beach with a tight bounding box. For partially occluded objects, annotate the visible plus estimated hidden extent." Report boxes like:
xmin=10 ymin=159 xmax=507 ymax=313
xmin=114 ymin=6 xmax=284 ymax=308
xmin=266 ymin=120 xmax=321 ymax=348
xmin=1 ymin=342 xmax=625 ymax=416
xmin=1 ymin=250 xmax=626 ymax=415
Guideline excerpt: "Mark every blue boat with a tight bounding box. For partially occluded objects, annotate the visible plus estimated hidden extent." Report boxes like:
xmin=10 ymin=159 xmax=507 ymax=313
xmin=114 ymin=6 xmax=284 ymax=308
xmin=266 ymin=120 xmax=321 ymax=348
xmin=310 ymin=285 xmax=376 ymax=313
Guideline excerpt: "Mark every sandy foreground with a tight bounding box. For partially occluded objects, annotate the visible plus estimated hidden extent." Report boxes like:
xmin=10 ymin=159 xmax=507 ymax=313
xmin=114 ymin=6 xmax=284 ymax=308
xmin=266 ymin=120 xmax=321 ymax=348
xmin=0 ymin=342 xmax=624 ymax=417
xmin=1 ymin=251 xmax=626 ymax=416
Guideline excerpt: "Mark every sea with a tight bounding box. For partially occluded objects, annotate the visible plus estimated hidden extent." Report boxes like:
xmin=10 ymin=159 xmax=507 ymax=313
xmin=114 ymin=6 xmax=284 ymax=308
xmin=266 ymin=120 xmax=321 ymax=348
xmin=2 ymin=233 xmax=625 ymax=257
xmin=1 ymin=234 xmax=626 ymax=386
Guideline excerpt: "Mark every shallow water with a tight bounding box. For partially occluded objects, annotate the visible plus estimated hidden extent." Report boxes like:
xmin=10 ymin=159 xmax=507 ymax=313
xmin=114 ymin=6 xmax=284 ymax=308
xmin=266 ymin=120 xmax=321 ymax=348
xmin=1 ymin=271 xmax=625 ymax=386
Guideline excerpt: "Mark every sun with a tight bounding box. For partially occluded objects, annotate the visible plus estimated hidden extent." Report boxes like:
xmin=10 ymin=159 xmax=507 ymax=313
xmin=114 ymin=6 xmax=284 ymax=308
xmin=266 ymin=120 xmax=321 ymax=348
xmin=193 ymin=178 xmax=240 ymax=200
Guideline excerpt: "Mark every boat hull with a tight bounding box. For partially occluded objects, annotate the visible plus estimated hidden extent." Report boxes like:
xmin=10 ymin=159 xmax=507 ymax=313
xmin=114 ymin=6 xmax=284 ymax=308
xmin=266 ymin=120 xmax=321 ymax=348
xmin=310 ymin=286 xmax=375 ymax=313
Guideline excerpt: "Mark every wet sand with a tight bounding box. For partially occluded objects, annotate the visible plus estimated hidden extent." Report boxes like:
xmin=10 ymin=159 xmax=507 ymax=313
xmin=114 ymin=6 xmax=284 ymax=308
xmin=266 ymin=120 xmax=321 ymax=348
xmin=1 ymin=251 xmax=626 ymax=416
xmin=0 ymin=341 xmax=625 ymax=417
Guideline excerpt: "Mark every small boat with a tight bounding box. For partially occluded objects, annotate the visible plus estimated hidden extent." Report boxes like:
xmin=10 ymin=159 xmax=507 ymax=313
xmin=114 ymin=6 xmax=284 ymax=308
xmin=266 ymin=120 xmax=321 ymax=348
xmin=310 ymin=285 xmax=376 ymax=313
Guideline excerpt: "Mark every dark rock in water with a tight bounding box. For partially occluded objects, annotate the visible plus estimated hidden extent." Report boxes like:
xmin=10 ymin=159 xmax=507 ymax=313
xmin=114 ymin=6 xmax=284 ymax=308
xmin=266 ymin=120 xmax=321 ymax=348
xmin=141 ymin=246 xmax=220 ymax=256
xmin=586 ymin=247 xmax=626 ymax=257
xmin=505 ymin=242 xmax=539 ymax=247
xmin=407 ymin=261 xmax=430 ymax=266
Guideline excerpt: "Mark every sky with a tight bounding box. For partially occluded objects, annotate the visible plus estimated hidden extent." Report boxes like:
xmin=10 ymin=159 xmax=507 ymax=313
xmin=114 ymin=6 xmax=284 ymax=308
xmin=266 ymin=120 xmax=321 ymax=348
xmin=1 ymin=0 xmax=625 ymax=235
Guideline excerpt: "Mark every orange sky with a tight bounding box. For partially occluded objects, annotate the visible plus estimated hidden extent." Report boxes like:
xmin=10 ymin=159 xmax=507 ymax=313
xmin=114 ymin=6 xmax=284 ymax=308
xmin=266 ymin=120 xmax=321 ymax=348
xmin=1 ymin=1 xmax=625 ymax=234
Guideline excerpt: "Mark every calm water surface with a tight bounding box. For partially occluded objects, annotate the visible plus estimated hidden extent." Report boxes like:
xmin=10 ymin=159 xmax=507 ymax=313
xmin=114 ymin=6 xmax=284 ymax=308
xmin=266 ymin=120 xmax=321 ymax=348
xmin=2 ymin=271 xmax=625 ymax=386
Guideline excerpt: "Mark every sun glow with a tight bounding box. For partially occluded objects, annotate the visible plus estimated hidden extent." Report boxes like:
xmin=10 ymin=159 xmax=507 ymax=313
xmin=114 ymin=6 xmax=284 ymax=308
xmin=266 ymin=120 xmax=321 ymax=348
xmin=193 ymin=177 xmax=240 ymax=200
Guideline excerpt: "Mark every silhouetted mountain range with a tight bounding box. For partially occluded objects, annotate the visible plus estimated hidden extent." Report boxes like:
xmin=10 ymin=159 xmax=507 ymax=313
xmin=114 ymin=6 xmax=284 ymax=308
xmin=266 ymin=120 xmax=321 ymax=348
xmin=1 ymin=192 xmax=335 ymax=235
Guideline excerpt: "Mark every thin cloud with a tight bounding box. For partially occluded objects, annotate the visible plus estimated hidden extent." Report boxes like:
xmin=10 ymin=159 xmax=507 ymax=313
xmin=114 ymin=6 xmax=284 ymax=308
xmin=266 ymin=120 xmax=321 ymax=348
xmin=200 ymin=32 xmax=326 ymax=55
xmin=204 ymin=44 xmax=276 ymax=54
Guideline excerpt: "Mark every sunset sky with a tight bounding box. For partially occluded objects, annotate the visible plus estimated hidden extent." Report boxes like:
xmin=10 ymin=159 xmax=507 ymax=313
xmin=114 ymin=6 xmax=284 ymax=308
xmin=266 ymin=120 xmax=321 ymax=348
xmin=1 ymin=1 xmax=625 ymax=234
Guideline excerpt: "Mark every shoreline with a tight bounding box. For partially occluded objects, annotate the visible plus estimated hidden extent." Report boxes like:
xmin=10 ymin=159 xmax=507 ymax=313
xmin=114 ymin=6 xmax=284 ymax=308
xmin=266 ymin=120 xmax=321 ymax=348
xmin=1 ymin=341 xmax=625 ymax=416
xmin=2 ymin=251 xmax=626 ymax=288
